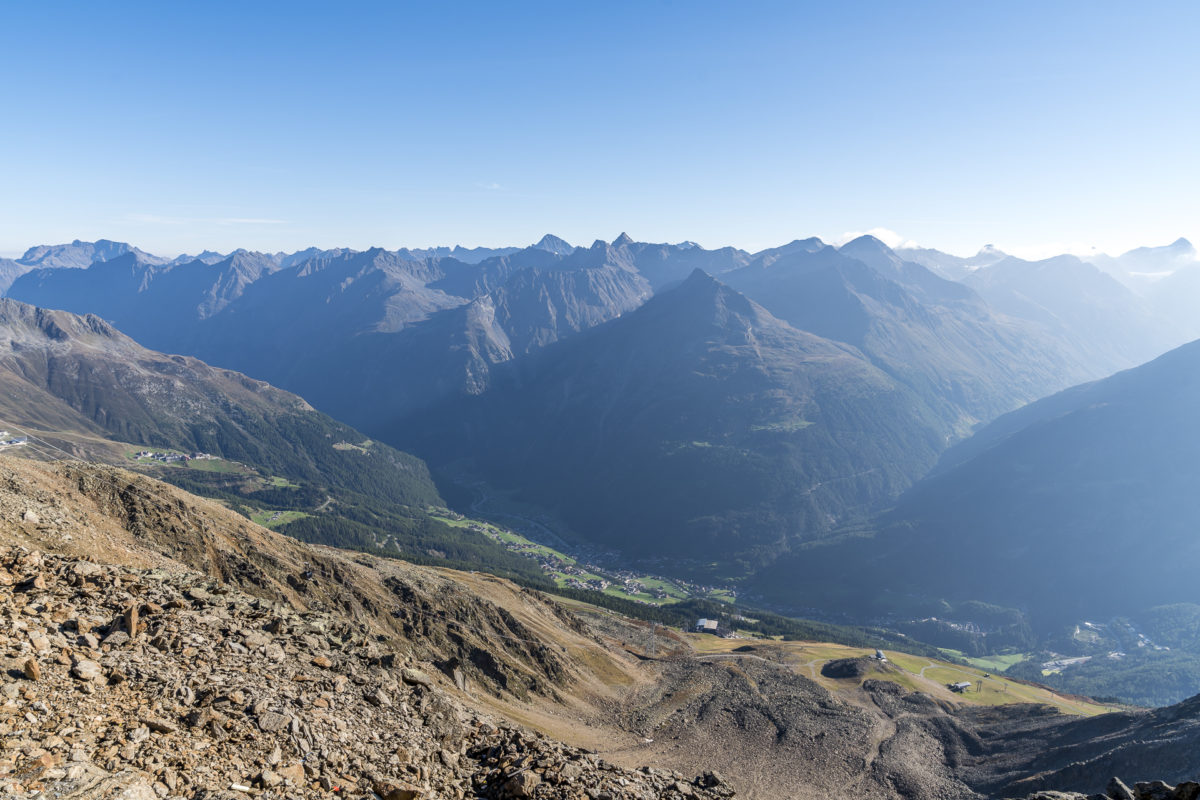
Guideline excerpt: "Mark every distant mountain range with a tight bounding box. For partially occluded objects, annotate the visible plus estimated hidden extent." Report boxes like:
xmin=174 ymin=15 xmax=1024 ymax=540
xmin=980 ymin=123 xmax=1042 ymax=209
xmin=8 ymin=231 xmax=1200 ymax=703
xmin=12 ymin=232 xmax=1178 ymax=423
xmin=911 ymin=237 xmax=1199 ymax=347
xmin=723 ymin=237 xmax=1093 ymax=432
xmin=5 ymin=232 xmax=1197 ymax=570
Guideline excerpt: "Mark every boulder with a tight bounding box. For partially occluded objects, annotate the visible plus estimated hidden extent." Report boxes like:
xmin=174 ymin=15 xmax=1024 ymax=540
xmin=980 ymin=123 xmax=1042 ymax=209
xmin=504 ymin=770 xmax=541 ymax=798
xmin=70 ymin=659 xmax=103 ymax=682
xmin=402 ymin=667 xmax=433 ymax=688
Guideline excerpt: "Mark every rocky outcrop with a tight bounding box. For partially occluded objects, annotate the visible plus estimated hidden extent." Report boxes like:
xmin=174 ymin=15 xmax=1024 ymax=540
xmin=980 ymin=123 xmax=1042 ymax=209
xmin=820 ymin=656 xmax=888 ymax=679
xmin=1012 ymin=777 xmax=1200 ymax=800
xmin=3 ymin=457 xmax=1200 ymax=800
xmin=0 ymin=545 xmax=734 ymax=799
xmin=0 ymin=458 xmax=616 ymax=702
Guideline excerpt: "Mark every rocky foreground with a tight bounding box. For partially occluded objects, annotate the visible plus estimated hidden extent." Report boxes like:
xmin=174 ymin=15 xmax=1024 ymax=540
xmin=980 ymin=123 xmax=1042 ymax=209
xmin=2 ymin=456 xmax=1200 ymax=799
xmin=1018 ymin=777 xmax=1200 ymax=800
xmin=0 ymin=545 xmax=733 ymax=799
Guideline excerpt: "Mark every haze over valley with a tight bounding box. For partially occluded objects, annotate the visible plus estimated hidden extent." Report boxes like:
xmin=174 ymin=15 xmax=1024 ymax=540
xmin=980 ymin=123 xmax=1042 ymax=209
xmin=5 ymin=3 xmax=1200 ymax=797
xmin=6 ymin=230 xmax=1200 ymax=716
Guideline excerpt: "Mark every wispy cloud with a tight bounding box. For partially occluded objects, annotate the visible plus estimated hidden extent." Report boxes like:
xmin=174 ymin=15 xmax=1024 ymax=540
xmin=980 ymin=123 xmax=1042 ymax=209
xmin=476 ymin=182 xmax=503 ymax=191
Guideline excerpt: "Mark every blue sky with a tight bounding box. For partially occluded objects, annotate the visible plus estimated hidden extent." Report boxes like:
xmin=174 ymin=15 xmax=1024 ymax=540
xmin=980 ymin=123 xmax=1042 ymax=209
xmin=1 ymin=1 xmax=1197 ymax=258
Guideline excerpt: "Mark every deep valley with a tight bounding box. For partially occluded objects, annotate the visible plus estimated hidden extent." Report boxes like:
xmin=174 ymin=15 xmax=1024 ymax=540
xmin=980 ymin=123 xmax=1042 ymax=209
xmin=4 ymin=231 xmax=1200 ymax=797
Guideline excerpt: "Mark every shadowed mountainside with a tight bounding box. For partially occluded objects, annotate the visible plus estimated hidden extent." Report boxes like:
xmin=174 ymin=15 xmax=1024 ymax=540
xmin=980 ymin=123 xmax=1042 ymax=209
xmin=754 ymin=335 xmax=1200 ymax=640
xmin=397 ymin=270 xmax=952 ymax=566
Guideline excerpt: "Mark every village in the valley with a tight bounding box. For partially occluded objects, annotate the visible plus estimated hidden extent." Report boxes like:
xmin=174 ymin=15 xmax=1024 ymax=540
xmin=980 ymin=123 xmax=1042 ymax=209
xmin=133 ymin=449 xmax=219 ymax=465
xmin=445 ymin=512 xmax=736 ymax=608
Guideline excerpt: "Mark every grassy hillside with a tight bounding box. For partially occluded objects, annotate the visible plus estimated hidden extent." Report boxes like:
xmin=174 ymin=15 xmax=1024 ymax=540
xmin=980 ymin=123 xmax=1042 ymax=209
xmin=0 ymin=297 xmax=547 ymax=581
xmin=685 ymin=636 xmax=1115 ymax=716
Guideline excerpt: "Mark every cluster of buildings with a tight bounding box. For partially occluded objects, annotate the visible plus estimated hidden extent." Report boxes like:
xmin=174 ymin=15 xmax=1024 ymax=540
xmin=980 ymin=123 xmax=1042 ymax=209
xmin=135 ymin=450 xmax=216 ymax=464
xmin=464 ymin=517 xmax=739 ymax=609
xmin=0 ymin=432 xmax=29 ymax=449
xmin=558 ymin=571 xmax=674 ymax=603
xmin=917 ymin=616 xmax=984 ymax=634
xmin=562 ymin=575 xmax=611 ymax=592
xmin=1134 ymin=632 xmax=1170 ymax=652
xmin=1041 ymin=655 xmax=1093 ymax=673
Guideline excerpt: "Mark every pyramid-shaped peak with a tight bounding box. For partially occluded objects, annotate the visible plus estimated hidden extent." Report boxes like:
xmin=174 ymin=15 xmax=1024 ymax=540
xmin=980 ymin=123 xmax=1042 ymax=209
xmin=682 ymin=267 xmax=719 ymax=286
xmin=656 ymin=268 xmax=782 ymax=331
xmin=650 ymin=267 xmax=716 ymax=301
xmin=840 ymin=234 xmax=892 ymax=253
xmin=612 ymin=232 xmax=634 ymax=247
xmin=671 ymin=268 xmax=747 ymax=305
xmin=839 ymin=236 xmax=906 ymax=272
xmin=533 ymin=234 xmax=574 ymax=255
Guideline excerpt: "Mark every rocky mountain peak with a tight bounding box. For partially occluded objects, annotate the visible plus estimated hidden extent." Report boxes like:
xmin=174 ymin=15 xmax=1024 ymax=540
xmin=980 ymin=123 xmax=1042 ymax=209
xmin=787 ymin=236 xmax=826 ymax=251
xmin=1169 ymin=237 xmax=1196 ymax=254
xmin=671 ymin=267 xmax=726 ymax=302
xmin=646 ymin=269 xmax=772 ymax=332
xmin=841 ymin=233 xmax=889 ymax=251
xmin=532 ymin=233 xmax=574 ymax=255
xmin=0 ymin=297 xmax=121 ymax=344
xmin=18 ymin=239 xmax=166 ymax=270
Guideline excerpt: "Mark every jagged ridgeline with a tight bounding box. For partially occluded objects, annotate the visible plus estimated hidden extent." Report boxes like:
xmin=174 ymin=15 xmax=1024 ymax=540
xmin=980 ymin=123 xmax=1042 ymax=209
xmin=8 ymin=233 xmax=1167 ymax=575
xmin=0 ymin=298 xmax=543 ymax=581
xmin=8 ymin=234 xmax=1200 ymax=589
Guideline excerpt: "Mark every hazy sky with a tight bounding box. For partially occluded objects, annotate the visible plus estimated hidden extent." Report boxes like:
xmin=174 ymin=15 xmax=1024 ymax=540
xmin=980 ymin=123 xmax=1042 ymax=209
xmin=2 ymin=1 xmax=1197 ymax=259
